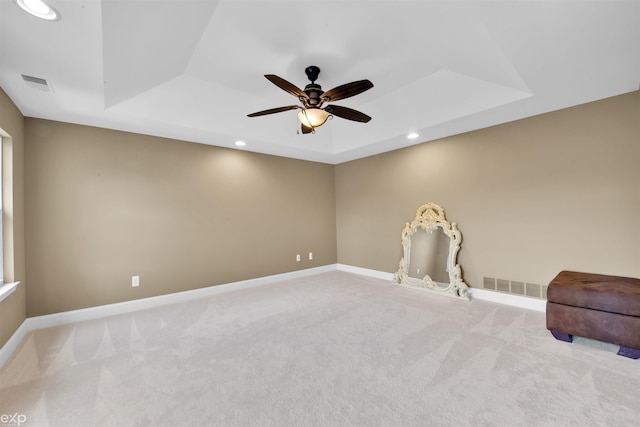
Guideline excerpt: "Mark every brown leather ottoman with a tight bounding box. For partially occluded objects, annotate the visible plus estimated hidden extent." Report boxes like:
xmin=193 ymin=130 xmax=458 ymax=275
xmin=546 ymin=270 xmax=640 ymax=359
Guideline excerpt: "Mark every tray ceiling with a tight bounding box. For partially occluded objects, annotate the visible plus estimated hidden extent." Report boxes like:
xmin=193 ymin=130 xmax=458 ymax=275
xmin=1 ymin=0 xmax=638 ymax=164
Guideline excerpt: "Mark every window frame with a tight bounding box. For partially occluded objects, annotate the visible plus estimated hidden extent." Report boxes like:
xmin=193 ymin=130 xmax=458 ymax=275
xmin=0 ymin=133 xmax=19 ymax=302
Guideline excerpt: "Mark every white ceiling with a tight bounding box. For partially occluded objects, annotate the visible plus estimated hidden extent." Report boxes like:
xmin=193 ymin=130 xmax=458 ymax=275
xmin=0 ymin=0 xmax=638 ymax=164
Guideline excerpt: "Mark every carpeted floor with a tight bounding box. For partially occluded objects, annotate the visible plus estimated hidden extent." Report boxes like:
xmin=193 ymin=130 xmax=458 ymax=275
xmin=1 ymin=271 xmax=639 ymax=426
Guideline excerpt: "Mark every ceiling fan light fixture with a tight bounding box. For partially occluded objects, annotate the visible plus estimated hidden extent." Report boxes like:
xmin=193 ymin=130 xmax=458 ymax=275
xmin=15 ymin=0 xmax=61 ymax=21
xmin=298 ymin=108 xmax=330 ymax=128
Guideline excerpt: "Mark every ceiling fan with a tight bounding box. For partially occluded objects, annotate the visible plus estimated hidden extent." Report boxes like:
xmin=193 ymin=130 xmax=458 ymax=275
xmin=247 ymin=66 xmax=374 ymax=134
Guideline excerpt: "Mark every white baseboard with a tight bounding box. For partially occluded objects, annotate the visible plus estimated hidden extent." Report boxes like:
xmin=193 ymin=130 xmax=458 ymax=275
xmin=0 ymin=263 xmax=546 ymax=369
xmin=23 ymin=265 xmax=337 ymax=331
xmin=336 ymin=264 xmax=547 ymax=312
xmin=0 ymin=319 xmax=30 ymax=370
xmin=336 ymin=264 xmax=395 ymax=280
xmin=469 ymin=287 xmax=547 ymax=312
xmin=0 ymin=265 xmax=335 ymax=369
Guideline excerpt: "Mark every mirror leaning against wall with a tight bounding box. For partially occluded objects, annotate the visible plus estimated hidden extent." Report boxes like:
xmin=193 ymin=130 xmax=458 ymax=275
xmin=393 ymin=202 xmax=470 ymax=300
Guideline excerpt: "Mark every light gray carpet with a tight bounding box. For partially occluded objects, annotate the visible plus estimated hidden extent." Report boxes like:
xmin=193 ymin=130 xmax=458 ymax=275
xmin=1 ymin=271 xmax=639 ymax=426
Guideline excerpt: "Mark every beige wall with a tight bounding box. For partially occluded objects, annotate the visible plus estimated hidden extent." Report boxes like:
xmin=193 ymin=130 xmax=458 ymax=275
xmin=0 ymin=88 xmax=26 ymax=349
xmin=336 ymin=91 xmax=640 ymax=289
xmin=25 ymin=120 xmax=336 ymax=316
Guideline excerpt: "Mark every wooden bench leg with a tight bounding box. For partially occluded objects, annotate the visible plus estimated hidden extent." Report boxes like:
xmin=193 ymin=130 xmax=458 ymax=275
xmin=617 ymin=346 xmax=640 ymax=359
xmin=550 ymin=330 xmax=573 ymax=343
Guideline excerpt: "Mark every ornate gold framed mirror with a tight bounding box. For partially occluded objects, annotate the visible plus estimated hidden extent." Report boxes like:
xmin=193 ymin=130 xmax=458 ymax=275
xmin=393 ymin=202 xmax=470 ymax=300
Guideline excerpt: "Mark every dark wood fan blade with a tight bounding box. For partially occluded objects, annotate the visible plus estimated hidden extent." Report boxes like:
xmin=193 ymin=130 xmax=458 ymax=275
xmin=301 ymin=123 xmax=313 ymax=134
xmin=322 ymin=79 xmax=373 ymax=102
xmin=264 ymin=75 xmax=309 ymax=99
xmin=247 ymin=105 xmax=299 ymax=117
xmin=324 ymin=105 xmax=371 ymax=123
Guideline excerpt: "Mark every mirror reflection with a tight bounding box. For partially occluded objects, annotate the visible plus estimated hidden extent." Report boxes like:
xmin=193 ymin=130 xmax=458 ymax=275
xmin=407 ymin=227 xmax=449 ymax=285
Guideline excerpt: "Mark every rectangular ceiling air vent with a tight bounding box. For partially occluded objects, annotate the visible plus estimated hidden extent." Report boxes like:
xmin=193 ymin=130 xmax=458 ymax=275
xmin=21 ymin=74 xmax=52 ymax=92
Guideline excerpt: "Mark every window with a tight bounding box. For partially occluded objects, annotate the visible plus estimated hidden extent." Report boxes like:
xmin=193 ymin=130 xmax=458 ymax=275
xmin=0 ymin=133 xmax=18 ymax=303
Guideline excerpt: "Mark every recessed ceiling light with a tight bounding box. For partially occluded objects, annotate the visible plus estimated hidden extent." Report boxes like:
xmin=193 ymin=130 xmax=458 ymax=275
xmin=407 ymin=132 xmax=419 ymax=140
xmin=234 ymin=140 xmax=246 ymax=147
xmin=15 ymin=0 xmax=61 ymax=21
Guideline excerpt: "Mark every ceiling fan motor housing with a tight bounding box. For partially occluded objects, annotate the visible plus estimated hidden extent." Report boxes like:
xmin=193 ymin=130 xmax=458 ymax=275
xmin=304 ymin=83 xmax=323 ymax=106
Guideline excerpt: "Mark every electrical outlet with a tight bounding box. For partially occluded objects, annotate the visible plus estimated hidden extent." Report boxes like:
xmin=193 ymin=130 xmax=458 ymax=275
xmin=132 ymin=275 xmax=140 ymax=287
xmin=296 ymin=254 xmax=301 ymax=262
xmin=308 ymin=252 xmax=313 ymax=260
